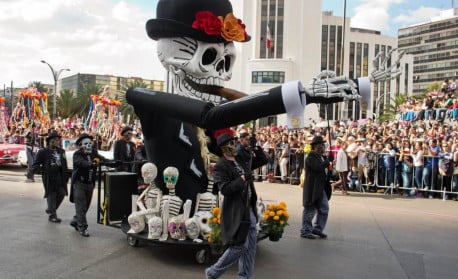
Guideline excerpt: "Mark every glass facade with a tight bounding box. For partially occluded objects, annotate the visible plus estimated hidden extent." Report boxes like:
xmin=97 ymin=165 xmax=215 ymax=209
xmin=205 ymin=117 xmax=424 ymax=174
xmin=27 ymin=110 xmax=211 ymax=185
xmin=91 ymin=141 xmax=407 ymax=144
xmin=252 ymin=71 xmax=285 ymax=83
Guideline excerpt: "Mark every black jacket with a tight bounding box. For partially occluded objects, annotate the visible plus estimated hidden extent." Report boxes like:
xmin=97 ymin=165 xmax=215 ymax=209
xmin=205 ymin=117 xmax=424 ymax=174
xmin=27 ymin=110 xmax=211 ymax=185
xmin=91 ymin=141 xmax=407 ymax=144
xmin=32 ymin=147 xmax=68 ymax=198
xmin=303 ymin=151 xmax=331 ymax=208
xmin=214 ymin=157 xmax=258 ymax=246
xmin=113 ymin=139 xmax=136 ymax=171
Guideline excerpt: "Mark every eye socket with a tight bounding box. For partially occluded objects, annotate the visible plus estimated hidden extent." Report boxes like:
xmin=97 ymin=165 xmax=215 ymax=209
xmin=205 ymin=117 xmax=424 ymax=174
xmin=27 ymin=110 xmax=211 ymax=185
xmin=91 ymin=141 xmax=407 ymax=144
xmin=224 ymin=55 xmax=232 ymax=72
xmin=202 ymin=48 xmax=217 ymax=65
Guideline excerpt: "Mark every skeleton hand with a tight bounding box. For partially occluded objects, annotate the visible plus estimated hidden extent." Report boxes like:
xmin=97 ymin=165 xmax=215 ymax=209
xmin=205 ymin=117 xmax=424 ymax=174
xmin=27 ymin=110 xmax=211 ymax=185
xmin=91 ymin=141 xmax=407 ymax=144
xmin=370 ymin=48 xmax=405 ymax=82
xmin=303 ymin=70 xmax=360 ymax=104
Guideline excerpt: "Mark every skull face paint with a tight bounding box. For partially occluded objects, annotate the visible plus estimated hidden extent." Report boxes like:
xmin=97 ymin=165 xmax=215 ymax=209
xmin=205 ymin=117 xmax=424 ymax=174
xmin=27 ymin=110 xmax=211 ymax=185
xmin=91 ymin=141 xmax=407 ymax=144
xmin=221 ymin=139 xmax=237 ymax=156
xmin=80 ymin=138 xmax=92 ymax=154
xmin=157 ymin=37 xmax=236 ymax=105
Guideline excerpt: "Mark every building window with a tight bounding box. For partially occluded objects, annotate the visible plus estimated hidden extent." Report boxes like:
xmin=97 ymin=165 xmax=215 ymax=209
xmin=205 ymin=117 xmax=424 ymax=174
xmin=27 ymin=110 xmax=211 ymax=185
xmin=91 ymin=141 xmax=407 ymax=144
xmin=260 ymin=0 xmax=284 ymax=59
xmin=252 ymin=71 xmax=285 ymax=83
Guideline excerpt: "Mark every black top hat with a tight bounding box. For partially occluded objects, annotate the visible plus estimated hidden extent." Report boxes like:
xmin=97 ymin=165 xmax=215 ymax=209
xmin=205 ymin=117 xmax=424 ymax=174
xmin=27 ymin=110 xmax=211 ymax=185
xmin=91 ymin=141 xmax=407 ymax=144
xmin=46 ymin=131 xmax=61 ymax=142
xmin=146 ymin=0 xmax=250 ymax=43
xmin=311 ymin=136 xmax=325 ymax=146
xmin=121 ymin=126 xmax=133 ymax=136
xmin=76 ymin=133 xmax=93 ymax=146
xmin=217 ymin=132 xmax=237 ymax=147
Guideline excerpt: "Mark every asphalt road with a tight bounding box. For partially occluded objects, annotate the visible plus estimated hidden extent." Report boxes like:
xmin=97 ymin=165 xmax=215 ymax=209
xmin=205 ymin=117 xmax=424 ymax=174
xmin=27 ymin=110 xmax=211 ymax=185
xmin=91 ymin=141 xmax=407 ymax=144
xmin=1 ymin=164 xmax=458 ymax=279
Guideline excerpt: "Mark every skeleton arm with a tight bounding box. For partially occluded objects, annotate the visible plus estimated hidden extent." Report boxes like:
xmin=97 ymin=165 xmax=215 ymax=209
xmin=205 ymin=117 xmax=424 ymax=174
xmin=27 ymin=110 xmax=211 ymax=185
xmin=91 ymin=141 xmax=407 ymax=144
xmin=136 ymin=185 xmax=151 ymax=211
xmin=370 ymin=48 xmax=405 ymax=82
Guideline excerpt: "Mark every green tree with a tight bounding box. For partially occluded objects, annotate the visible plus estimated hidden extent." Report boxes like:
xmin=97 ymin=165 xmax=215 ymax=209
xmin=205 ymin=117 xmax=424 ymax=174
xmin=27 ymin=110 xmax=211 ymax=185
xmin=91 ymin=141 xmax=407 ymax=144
xmin=425 ymin=81 xmax=442 ymax=93
xmin=118 ymin=80 xmax=149 ymax=121
xmin=378 ymin=94 xmax=408 ymax=123
xmin=30 ymin=81 xmax=48 ymax=93
xmin=56 ymin=89 xmax=76 ymax=118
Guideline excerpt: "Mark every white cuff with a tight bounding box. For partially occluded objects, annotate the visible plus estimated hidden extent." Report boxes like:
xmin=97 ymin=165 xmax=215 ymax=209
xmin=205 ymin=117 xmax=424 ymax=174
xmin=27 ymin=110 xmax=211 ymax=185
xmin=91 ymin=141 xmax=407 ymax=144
xmin=281 ymin=81 xmax=306 ymax=129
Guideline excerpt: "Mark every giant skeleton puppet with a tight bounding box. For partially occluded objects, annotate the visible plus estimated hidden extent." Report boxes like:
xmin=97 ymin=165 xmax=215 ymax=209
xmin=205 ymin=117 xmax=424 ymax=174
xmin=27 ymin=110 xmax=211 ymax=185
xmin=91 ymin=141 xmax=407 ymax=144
xmin=126 ymin=0 xmax=403 ymax=209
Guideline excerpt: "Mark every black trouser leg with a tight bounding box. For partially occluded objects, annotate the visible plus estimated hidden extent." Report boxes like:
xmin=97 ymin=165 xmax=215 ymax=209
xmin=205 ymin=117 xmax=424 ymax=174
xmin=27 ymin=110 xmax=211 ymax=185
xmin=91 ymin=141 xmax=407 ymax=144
xmin=47 ymin=187 xmax=66 ymax=218
xmin=74 ymin=182 xmax=93 ymax=231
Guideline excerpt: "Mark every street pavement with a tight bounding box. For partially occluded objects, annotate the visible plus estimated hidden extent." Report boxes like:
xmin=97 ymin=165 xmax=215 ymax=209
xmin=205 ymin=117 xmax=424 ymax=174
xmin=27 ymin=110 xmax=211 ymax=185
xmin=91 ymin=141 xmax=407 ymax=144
xmin=1 ymin=164 xmax=458 ymax=279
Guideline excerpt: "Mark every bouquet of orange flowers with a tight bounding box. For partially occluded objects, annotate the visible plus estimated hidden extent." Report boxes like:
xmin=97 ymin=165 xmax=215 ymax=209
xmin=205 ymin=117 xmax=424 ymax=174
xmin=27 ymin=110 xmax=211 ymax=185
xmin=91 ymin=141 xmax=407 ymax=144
xmin=263 ymin=202 xmax=289 ymax=239
xmin=207 ymin=207 xmax=221 ymax=245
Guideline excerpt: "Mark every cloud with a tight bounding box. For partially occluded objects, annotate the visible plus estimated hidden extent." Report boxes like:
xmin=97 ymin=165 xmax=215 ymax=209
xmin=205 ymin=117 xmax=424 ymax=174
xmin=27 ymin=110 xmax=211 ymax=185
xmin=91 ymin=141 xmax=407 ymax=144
xmin=393 ymin=6 xmax=441 ymax=25
xmin=350 ymin=0 xmax=403 ymax=32
xmin=0 ymin=0 xmax=163 ymax=88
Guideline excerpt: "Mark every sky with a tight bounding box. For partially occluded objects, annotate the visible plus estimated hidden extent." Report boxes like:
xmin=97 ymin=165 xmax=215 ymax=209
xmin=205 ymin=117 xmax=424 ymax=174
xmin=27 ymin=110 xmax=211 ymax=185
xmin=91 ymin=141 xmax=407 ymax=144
xmin=0 ymin=0 xmax=454 ymax=88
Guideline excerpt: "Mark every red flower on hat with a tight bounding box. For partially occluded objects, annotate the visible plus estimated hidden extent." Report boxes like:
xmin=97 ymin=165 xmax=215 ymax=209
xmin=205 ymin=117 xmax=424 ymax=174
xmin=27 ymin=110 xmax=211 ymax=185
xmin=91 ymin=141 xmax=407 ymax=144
xmin=192 ymin=11 xmax=222 ymax=36
xmin=192 ymin=11 xmax=247 ymax=42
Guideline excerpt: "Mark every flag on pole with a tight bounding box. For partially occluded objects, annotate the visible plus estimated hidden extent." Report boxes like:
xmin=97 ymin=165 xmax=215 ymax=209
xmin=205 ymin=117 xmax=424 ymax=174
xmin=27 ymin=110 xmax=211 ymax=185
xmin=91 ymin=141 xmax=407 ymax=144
xmin=266 ymin=22 xmax=272 ymax=49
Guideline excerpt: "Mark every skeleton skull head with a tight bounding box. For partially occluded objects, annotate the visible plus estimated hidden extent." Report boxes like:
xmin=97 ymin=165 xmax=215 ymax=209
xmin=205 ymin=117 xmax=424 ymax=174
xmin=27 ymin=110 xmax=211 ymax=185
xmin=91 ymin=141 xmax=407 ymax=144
xmin=168 ymin=216 xmax=186 ymax=240
xmin=194 ymin=211 xmax=213 ymax=240
xmin=80 ymin=138 xmax=92 ymax=154
xmin=127 ymin=212 xmax=145 ymax=234
xmin=220 ymin=138 xmax=237 ymax=156
xmin=148 ymin=216 xmax=162 ymax=240
xmin=185 ymin=217 xmax=200 ymax=240
xmin=157 ymin=37 xmax=236 ymax=105
xmin=141 ymin=163 xmax=158 ymax=184
xmin=163 ymin=166 xmax=179 ymax=190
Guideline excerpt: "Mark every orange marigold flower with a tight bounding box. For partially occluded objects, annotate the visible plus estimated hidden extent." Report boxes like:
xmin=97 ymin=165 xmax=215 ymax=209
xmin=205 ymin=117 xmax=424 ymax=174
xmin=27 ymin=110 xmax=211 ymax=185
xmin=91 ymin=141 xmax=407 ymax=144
xmin=219 ymin=13 xmax=247 ymax=42
xmin=212 ymin=207 xmax=220 ymax=215
xmin=273 ymin=215 xmax=279 ymax=221
xmin=269 ymin=211 xmax=275 ymax=217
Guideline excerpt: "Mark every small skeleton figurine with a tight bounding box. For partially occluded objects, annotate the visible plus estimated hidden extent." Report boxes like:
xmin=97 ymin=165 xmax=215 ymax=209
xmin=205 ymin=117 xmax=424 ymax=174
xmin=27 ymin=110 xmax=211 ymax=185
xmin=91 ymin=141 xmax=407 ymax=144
xmin=160 ymin=166 xmax=183 ymax=217
xmin=136 ymin=163 xmax=162 ymax=220
xmin=127 ymin=163 xmax=162 ymax=234
xmin=159 ymin=166 xmax=183 ymax=241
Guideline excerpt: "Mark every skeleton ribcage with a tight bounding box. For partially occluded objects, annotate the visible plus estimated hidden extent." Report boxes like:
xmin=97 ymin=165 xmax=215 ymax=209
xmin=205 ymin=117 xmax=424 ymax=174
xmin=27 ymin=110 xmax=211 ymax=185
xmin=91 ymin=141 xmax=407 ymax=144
xmin=195 ymin=192 xmax=217 ymax=214
xmin=145 ymin=188 xmax=161 ymax=210
xmin=160 ymin=195 xmax=182 ymax=217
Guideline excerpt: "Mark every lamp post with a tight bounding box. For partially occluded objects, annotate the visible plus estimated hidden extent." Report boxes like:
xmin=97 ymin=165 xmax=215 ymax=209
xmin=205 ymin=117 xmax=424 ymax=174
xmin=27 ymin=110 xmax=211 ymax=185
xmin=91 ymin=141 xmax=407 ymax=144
xmin=40 ymin=60 xmax=70 ymax=120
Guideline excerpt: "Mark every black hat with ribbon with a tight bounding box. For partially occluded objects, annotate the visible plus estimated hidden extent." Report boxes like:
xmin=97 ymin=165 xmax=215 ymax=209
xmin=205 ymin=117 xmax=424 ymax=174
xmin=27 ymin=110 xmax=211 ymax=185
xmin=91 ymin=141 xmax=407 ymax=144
xmin=146 ymin=0 xmax=250 ymax=43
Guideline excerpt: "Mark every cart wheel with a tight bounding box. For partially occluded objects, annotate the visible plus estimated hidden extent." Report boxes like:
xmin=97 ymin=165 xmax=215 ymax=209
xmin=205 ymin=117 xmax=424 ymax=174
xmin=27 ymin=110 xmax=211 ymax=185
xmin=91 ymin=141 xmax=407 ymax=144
xmin=127 ymin=235 xmax=140 ymax=247
xmin=195 ymin=249 xmax=208 ymax=264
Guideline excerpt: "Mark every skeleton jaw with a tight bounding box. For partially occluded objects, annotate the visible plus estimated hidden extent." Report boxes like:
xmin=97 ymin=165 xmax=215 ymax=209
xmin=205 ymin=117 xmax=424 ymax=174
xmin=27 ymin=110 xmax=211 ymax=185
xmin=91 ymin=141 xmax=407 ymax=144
xmin=171 ymin=66 xmax=224 ymax=104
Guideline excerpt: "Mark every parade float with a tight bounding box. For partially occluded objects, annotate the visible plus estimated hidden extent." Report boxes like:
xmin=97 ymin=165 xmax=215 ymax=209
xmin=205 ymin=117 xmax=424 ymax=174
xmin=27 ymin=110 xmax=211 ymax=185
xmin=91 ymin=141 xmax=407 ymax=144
xmin=85 ymin=85 xmax=122 ymax=149
xmin=13 ymin=87 xmax=50 ymax=127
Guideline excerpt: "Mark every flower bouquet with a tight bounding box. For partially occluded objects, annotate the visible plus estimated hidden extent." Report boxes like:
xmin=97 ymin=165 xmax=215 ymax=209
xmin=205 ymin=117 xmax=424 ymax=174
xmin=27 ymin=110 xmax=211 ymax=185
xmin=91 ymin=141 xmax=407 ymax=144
xmin=208 ymin=207 xmax=223 ymax=252
xmin=263 ymin=202 xmax=289 ymax=241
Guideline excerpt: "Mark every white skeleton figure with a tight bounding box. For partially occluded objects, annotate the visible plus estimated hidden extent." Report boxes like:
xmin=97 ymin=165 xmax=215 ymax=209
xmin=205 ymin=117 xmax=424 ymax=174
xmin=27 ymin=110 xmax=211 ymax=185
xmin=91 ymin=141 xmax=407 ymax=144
xmin=127 ymin=163 xmax=162 ymax=234
xmin=194 ymin=192 xmax=217 ymax=214
xmin=160 ymin=166 xmax=183 ymax=217
xmin=136 ymin=163 xmax=162 ymax=219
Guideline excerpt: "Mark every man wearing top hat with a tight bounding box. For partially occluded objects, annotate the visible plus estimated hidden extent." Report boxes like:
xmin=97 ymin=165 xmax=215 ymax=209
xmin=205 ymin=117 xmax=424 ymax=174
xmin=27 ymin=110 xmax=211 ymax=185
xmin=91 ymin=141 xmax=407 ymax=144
xmin=301 ymin=136 xmax=332 ymax=239
xmin=113 ymin=126 xmax=136 ymax=172
xmin=70 ymin=133 xmax=107 ymax=237
xmin=31 ymin=131 xmax=69 ymax=223
xmin=206 ymin=132 xmax=262 ymax=279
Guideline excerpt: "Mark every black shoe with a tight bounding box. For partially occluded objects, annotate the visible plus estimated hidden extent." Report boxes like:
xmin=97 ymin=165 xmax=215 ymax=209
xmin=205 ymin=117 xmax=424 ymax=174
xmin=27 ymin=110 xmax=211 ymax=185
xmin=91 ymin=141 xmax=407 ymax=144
xmin=79 ymin=229 xmax=90 ymax=237
xmin=49 ymin=216 xmax=61 ymax=223
xmin=70 ymin=221 xmax=78 ymax=231
xmin=312 ymin=230 xmax=328 ymax=239
xmin=301 ymin=234 xmax=316 ymax=239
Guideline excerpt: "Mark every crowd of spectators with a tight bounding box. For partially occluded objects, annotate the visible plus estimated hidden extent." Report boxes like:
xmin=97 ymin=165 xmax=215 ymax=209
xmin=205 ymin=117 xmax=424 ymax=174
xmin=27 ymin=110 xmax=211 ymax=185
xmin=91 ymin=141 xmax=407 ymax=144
xmin=2 ymin=80 xmax=458 ymax=201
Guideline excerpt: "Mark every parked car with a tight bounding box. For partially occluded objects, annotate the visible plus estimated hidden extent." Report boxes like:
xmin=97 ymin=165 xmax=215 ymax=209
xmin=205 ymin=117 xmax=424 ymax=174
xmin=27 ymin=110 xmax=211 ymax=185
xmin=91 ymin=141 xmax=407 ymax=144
xmin=17 ymin=138 xmax=114 ymax=170
xmin=0 ymin=143 xmax=25 ymax=165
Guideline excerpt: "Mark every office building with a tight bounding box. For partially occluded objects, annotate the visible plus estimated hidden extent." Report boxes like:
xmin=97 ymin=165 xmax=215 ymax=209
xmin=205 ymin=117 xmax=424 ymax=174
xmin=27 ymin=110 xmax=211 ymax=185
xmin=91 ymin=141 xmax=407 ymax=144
xmin=398 ymin=8 xmax=458 ymax=94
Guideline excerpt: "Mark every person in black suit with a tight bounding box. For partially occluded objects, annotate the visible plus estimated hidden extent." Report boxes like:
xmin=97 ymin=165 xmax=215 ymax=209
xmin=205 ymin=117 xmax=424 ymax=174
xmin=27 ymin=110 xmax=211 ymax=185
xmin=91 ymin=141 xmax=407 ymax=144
xmin=31 ymin=131 xmax=69 ymax=223
xmin=113 ymin=126 xmax=136 ymax=172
